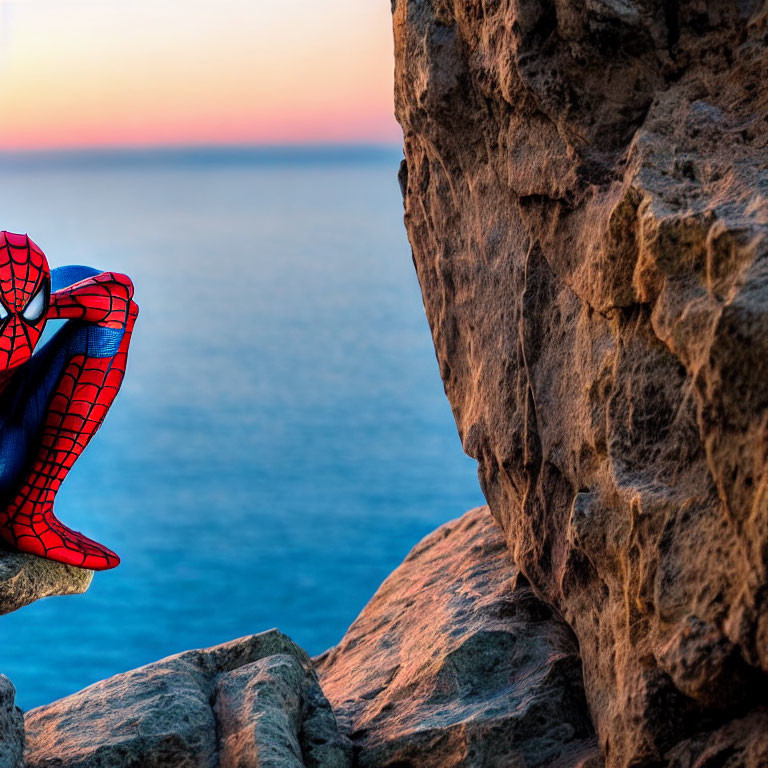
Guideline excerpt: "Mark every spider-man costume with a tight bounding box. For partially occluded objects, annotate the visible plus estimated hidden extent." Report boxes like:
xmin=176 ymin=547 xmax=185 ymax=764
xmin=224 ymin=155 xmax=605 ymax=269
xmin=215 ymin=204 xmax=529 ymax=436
xmin=0 ymin=231 xmax=137 ymax=571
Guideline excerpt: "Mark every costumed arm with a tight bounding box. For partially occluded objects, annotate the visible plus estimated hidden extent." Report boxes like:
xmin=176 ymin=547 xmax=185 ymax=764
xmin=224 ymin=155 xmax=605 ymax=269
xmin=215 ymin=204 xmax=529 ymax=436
xmin=47 ymin=272 xmax=134 ymax=329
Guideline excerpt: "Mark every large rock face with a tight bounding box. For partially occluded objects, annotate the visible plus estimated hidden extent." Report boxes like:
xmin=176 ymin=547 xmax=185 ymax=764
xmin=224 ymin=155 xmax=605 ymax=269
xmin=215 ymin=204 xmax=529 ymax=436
xmin=24 ymin=630 xmax=351 ymax=768
xmin=0 ymin=549 xmax=92 ymax=616
xmin=393 ymin=1 xmax=768 ymax=765
xmin=317 ymin=507 xmax=600 ymax=767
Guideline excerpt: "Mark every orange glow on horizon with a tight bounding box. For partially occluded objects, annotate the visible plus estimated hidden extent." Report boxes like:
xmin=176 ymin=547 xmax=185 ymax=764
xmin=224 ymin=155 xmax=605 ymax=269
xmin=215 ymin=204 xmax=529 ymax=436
xmin=0 ymin=1 xmax=400 ymax=150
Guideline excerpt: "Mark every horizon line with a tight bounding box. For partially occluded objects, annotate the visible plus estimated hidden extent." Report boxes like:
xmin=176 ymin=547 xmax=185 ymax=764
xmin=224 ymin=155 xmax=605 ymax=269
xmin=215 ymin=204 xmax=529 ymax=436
xmin=0 ymin=142 xmax=405 ymax=169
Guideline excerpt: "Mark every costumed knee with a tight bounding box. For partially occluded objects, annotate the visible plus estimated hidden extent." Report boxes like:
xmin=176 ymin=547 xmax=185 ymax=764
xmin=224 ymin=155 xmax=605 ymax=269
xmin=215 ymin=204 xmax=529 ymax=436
xmin=110 ymin=272 xmax=135 ymax=302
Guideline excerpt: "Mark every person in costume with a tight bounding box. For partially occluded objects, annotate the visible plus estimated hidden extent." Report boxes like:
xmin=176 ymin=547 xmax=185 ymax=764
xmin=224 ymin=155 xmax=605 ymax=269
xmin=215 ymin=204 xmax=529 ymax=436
xmin=0 ymin=231 xmax=137 ymax=571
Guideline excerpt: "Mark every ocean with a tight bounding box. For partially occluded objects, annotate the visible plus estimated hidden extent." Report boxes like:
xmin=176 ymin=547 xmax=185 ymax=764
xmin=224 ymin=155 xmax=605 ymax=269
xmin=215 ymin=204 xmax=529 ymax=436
xmin=0 ymin=147 xmax=484 ymax=710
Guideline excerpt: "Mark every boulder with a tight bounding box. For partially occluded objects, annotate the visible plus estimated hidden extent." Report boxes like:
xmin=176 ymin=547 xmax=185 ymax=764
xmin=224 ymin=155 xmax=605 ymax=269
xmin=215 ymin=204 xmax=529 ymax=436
xmin=0 ymin=548 xmax=92 ymax=616
xmin=0 ymin=675 xmax=23 ymax=768
xmin=393 ymin=0 xmax=768 ymax=764
xmin=24 ymin=629 xmax=351 ymax=768
xmin=317 ymin=507 xmax=601 ymax=767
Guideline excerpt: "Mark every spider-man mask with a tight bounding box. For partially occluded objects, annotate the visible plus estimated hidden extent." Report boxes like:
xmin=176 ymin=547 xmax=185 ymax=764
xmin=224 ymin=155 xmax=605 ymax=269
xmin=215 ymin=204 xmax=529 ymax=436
xmin=0 ymin=232 xmax=51 ymax=371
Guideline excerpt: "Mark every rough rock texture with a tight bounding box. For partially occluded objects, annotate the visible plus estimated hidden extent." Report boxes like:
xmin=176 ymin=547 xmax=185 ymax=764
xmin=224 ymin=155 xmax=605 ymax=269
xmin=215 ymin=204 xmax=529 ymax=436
xmin=393 ymin=1 xmax=768 ymax=766
xmin=24 ymin=629 xmax=351 ymax=768
xmin=0 ymin=675 xmax=24 ymax=768
xmin=317 ymin=507 xmax=601 ymax=767
xmin=0 ymin=548 xmax=93 ymax=616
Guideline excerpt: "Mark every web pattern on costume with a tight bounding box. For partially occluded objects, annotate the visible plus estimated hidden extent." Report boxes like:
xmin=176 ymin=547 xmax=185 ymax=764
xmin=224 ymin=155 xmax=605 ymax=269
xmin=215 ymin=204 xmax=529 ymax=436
xmin=0 ymin=231 xmax=137 ymax=570
xmin=0 ymin=232 xmax=49 ymax=370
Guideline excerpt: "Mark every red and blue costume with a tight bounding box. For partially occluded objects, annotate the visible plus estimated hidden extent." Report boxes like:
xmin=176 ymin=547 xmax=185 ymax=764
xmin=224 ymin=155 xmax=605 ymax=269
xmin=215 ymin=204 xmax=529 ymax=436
xmin=0 ymin=232 xmax=137 ymax=571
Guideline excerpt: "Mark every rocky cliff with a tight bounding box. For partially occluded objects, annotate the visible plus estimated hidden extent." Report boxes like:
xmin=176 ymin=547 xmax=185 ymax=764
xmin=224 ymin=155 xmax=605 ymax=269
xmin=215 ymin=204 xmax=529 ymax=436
xmin=2 ymin=2 xmax=768 ymax=767
xmin=4 ymin=510 xmax=603 ymax=768
xmin=393 ymin=0 xmax=768 ymax=765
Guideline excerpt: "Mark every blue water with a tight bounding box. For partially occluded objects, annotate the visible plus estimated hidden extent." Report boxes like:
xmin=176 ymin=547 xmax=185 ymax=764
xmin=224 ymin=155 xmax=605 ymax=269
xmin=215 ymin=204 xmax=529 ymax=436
xmin=0 ymin=148 xmax=483 ymax=710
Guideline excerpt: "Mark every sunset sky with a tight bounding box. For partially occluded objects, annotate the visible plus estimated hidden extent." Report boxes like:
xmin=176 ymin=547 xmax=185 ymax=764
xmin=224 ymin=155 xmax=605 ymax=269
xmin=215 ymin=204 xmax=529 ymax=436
xmin=0 ymin=0 xmax=400 ymax=150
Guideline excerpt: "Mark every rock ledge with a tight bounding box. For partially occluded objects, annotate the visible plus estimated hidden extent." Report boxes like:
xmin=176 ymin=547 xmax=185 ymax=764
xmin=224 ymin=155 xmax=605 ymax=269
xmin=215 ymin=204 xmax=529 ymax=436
xmin=0 ymin=550 xmax=92 ymax=616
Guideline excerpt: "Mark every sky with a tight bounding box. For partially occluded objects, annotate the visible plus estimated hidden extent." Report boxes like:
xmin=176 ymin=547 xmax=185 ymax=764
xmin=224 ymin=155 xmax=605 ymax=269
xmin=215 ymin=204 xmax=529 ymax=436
xmin=0 ymin=0 xmax=400 ymax=149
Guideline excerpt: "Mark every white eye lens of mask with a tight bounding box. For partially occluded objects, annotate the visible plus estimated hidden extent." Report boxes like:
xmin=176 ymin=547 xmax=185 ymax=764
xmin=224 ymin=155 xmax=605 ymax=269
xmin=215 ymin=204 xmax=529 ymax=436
xmin=22 ymin=288 xmax=45 ymax=322
xmin=0 ymin=304 xmax=7 ymax=320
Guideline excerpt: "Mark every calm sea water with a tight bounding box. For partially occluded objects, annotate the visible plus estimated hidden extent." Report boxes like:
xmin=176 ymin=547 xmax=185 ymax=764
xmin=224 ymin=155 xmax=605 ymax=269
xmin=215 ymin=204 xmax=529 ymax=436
xmin=0 ymin=148 xmax=483 ymax=710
